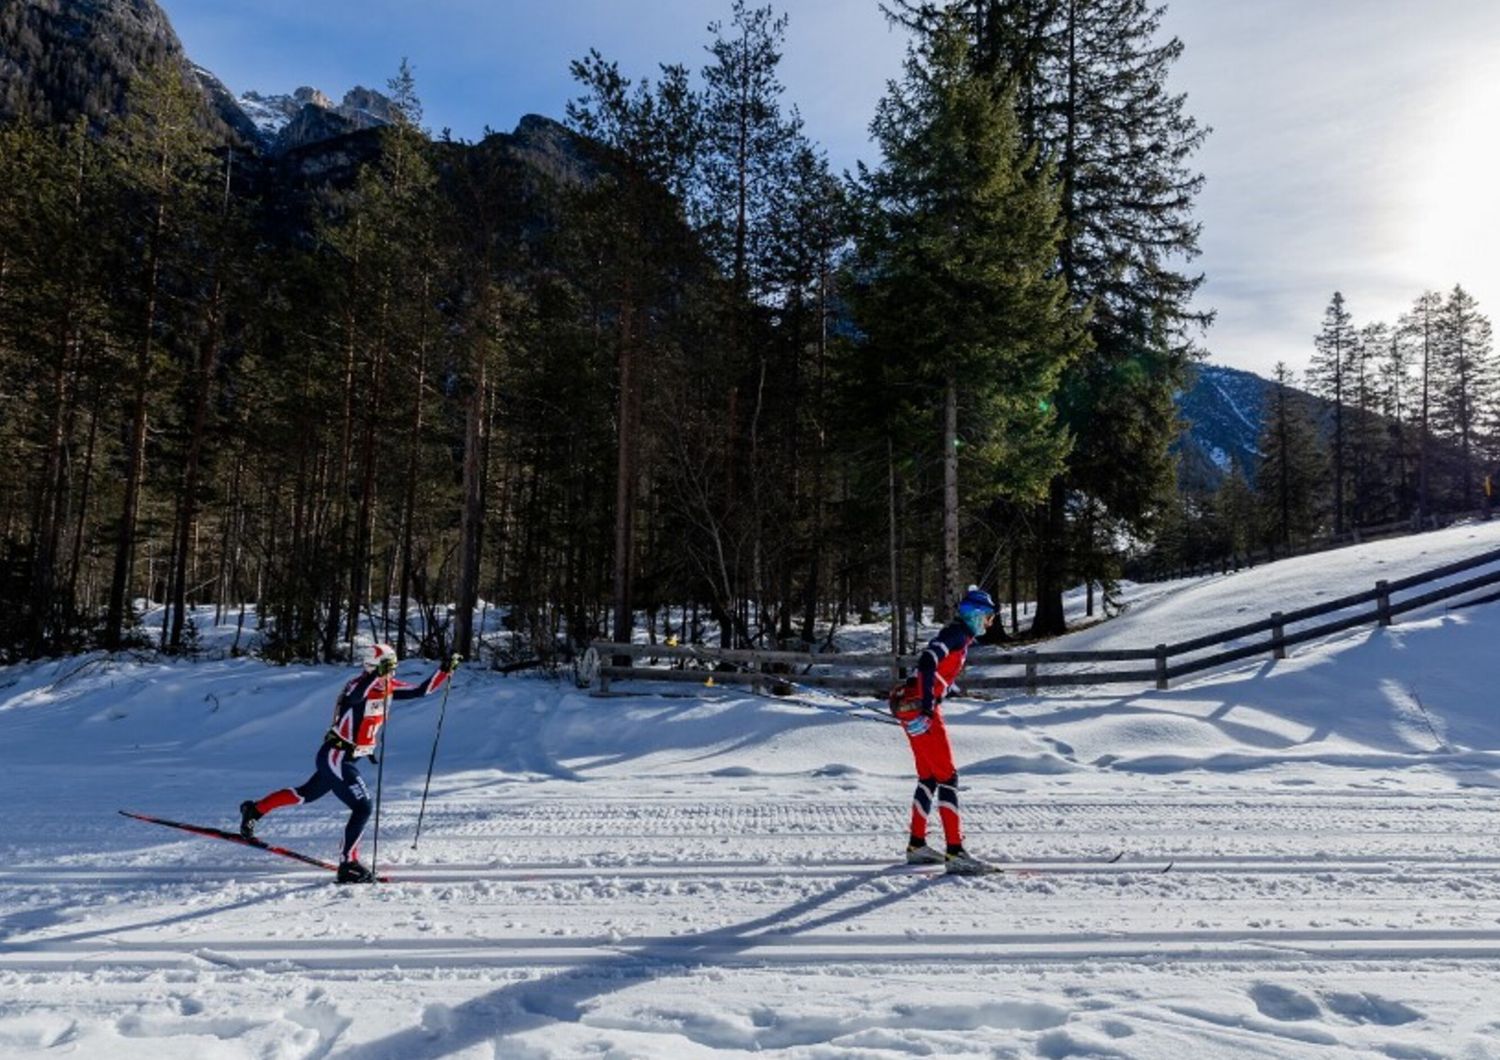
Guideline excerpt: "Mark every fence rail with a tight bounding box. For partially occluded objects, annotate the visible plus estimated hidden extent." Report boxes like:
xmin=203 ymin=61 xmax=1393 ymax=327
xmin=587 ymin=545 xmax=1500 ymax=696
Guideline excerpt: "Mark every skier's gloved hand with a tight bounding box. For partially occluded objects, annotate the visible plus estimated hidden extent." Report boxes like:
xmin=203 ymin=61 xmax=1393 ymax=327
xmin=440 ymin=653 xmax=462 ymax=674
xmin=375 ymin=656 xmax=397 ymax=677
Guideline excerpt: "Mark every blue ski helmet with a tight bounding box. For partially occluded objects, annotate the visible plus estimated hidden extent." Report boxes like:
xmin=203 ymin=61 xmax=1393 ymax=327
xmin=957 ymin=586 xmax=997 ymax=634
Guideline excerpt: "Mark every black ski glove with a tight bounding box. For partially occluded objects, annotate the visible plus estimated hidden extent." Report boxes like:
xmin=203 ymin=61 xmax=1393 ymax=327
xmin=440 ymin=653 xmax=462 ymax=674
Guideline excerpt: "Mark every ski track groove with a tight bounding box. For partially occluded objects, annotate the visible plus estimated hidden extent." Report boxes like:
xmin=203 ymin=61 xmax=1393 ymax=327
xmin=6 ymin=796 xmax=1500 ymax=993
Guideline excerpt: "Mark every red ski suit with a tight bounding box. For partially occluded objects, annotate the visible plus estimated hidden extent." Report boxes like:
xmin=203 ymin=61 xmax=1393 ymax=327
xmin=892 ymin=619 xmax=976 ymax=848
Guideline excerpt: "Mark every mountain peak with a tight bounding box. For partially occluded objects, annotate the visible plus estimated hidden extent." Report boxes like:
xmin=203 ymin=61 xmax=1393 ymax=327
xmin=237 ymin=83 xmax=397 ymax=153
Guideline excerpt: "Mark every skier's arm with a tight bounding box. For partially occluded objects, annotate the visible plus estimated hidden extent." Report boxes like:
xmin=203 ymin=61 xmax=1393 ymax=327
xmin=920 ymin=624 xmax=975 ymax=711
xmin=916 ymin=646 xmax=940 ymax=712
xmin=388 ymin=654 xmax=461 ymax=700
xmin=916 ymin=627 xmax=957 ymax=712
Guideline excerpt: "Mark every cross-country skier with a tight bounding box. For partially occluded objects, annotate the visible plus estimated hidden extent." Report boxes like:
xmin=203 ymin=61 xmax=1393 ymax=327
xmin=889 ymin=587 xmax=1005 ymax=875
xmin=238 ymin=643 xmax=457 ymax=884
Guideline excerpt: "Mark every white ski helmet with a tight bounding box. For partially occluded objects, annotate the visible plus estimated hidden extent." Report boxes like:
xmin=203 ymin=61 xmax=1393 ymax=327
xmin=361 ymin=642 xmax=397 ymax=673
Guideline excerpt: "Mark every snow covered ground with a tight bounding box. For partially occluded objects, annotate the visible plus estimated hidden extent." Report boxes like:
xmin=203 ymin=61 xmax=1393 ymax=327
xmin=4 ymin=522 xmax=1500 ymax=1058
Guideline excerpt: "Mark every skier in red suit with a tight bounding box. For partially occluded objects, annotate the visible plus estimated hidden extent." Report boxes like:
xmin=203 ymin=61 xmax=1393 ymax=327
xmin=890 ymin=587 xmax=1005 ymax=874
xmin=239 ymin=642 xmax=456 ymax=883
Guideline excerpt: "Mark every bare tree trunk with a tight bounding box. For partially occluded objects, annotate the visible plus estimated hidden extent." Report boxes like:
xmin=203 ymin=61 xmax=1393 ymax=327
xmin=397 ymin=278 xmax=433 ymax=658
xmin=455 ymin=303 xmax=491 ymax=659
xmin=941 ymin=372 xmax=960 ymax=608
xmin=105 ymin=178 xmax=166 ymax=650
xmin=887 ymin=436 xmax=901 ymax=658
xmin=611 ymin=304 xmax=638 ymax=648
xmin=167 ymin=256 xmax=225 ymax=650
xmin=1031 ymin=477 xmax=1069 ymax=636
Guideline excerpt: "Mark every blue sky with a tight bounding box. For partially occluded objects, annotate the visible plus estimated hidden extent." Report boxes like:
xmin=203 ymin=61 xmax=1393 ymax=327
xmin=162 ymin=0 xmax=1500 ymax=381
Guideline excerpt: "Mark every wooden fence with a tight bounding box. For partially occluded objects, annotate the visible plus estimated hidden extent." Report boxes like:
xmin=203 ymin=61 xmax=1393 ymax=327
xmin=584 ymin=545 xmax=1500 ymax=697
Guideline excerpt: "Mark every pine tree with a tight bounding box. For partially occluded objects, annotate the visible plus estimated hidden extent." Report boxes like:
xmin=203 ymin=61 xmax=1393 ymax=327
xmin=889 ymin=0 xmax=1209 ymax=634
xmin=102 ymin=62 xmax=219 ymax=650
xmin=1306 ymin=291 xmax=1356 ymax=534
xmin=1255 ymin=363 xmax=1328 ymax=549
xmin=1349 ymin=321 xmax=1390 ymax=525
xmin=0 ymin=119 xmax=115 ymax=653
xmin=1397 ymin=292 xmax=1443 ymax=524
xmin=1211 ymin=460 xmax=1256 ymax=558
xmin=853 ymin=13 xmax=1086 ymax=608
xmin=1431 ymin=285 xmax=1495 ymax=509
xmin=697 ymin=1 xmax=800 ymax=299
xmin=1375 ymin=319 xmax=1418 ymax=520
xmin=160 ymin=145 xmax=252 ymax=652
xmin=567 ymin=52 xmax=704 ymax=647
xmin=764 ymin=142 xmax=847 ymax=641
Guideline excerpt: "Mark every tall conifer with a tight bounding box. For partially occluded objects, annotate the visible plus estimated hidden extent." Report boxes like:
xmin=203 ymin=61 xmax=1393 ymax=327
xmin=854 ymin=13 xmax=1085 ymax=607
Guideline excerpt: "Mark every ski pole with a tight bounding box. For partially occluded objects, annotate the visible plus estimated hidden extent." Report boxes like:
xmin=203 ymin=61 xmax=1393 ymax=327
xmin=371 ymin=676 xmax=393 ymax=878
xmin=411 ymin=670 xmax=455 ymax=850
xmin=740 ymin=678 xmax=901 ymax=726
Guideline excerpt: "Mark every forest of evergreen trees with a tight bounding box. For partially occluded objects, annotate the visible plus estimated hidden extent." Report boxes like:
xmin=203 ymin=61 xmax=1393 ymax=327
xmin=1152 ymin=287 xmax=1498 ymax=576
xmin=1 ymin=1 xmax=1223 ymax=665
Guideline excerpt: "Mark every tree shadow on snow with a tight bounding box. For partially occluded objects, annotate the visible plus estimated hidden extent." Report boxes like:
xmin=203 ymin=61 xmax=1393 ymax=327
xmin=960 ymin=620 xmax=1500 ymax=789
xmin=334 ymin=868 xmax=939 ymax=1060
xmin=0 ymin=880 xmax=323 ymax=951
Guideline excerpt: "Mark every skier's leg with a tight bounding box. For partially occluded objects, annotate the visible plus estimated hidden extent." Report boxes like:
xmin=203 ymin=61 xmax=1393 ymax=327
xmin=917 ymin=712 xmax=963 ymax=851
xmin=325 ymin=750 xmax=373 ymax=864
xmin=242 ymin=750 xmax=330 ymax=837
xmin=909 ymin=777 xmax=937 ymax=843
xmin=935 ymin=772 xmax=962 ymax=851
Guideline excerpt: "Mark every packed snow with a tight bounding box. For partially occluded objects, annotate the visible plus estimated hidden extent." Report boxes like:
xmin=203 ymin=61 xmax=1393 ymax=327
xmin=3 ymin=522 xmax=1500 ymax=1058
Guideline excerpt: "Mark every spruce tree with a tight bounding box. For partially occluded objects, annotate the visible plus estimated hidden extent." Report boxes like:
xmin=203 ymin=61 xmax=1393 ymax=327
xmin=1255 ymin=363 xmax=1328 ymax=549
xmin=1432 ymin=285 xmax=1495 ymax=509
xmin=102 ymin=62 xmax=218 ymax=650
xmin=853 ymin=14 xmax=1086 ymax=608
xmin=1376 ymin=320 xmax=1418 ymax=520
xmin=1211 ymin=460 xmax=1256 ymax=558
xmin=1349 ymin=321 xmax=1390 ymax=525
xmin=1398 ymin=292 xmax=1443 ymax=524
xmin=567 ymin=53 xmax=704 ymax=647
xmin=1306 ymin=291 xmax=1356 ymax=534
xmin=697 ymin=1 xmax=800 ymax=298
xmin=889 ymin=0 xmax=1209 ymax=634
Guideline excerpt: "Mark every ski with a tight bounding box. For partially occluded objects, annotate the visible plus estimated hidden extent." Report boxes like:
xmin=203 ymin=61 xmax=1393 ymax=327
xmin=898 ymin=862 xmax=1172 ymax=877
xmin=119 ymin=810 xmax=389 ymax=882
xmin=893 ymin=849 xmax=1171 ymax=877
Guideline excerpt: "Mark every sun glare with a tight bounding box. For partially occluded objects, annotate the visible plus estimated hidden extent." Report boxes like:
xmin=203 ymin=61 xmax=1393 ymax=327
xmin=1407 ymin=72 xmax=1500 ymax=304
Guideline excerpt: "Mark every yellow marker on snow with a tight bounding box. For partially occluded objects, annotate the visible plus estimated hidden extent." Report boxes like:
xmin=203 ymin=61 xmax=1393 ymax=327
xmin=705 ymin=675 xmax=715 ymax=687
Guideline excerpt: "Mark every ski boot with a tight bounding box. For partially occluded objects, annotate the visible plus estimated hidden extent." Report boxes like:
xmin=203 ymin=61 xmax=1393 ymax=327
xmin=943 ymin=846 xmax=993 ymax=876
xmin=238 ymin=800 xmax=262 ymax=840
xmin=336 ymin=859 xmax=376 ymax=884
xmin=905 ymin=840 xmax=945 ymax=865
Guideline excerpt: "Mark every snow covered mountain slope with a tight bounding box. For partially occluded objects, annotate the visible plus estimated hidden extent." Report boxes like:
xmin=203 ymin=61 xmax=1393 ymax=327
xmin=3 ymin=522 xmax=1500 ymax=1057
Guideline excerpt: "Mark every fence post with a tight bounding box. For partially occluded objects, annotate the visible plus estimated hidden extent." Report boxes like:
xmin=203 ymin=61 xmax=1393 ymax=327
xmin=599 ymin=661 xmax=611 ymax=695
xmin=1271 ymin=612 xmax=1286 ymax=660
xmin=1155 ymin=644 xmax=1169 ymax=690
xmin=1376 ymin=579 xmax=1392 ymax=626
xmin=1025 ymin=651 xmax=1038 ymax=695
